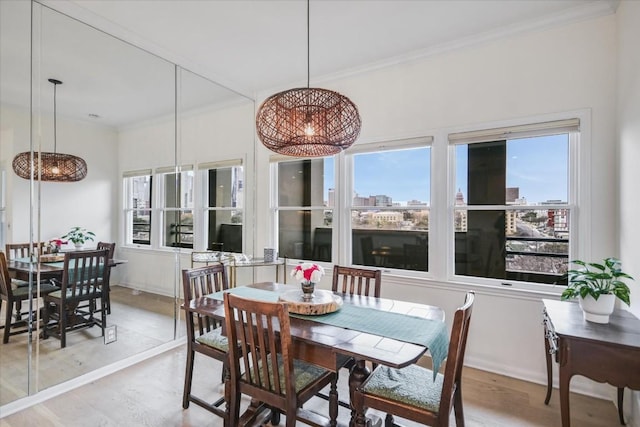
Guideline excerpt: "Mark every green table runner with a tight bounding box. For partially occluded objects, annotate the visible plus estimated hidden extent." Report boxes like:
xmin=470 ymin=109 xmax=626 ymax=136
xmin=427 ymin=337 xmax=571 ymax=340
xmin=207 ymin=286 xmax=449 ymax=378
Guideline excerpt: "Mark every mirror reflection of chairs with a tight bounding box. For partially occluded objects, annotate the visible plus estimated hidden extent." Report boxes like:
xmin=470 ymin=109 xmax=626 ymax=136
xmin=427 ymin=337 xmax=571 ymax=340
xmin=181 ymin=263 xmax=231 ymax=422
xmin=96 ymin=241 xmax=116 ymax=314
xmin=354 ymin=291 xmax=475 ymax=427
xmin=224 ymin=293 xmax=339 ymax=426
xmin=0 ymin=252 xmax=59 ymax=344
xmin=42 ymin=249 xmax=110 ymax=348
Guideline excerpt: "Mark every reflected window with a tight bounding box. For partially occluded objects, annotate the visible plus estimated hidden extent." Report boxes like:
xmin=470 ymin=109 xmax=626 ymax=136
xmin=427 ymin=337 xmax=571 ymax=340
xmin=274 ymin=158 xmax=334 ymax=261
xmin=202 ymin=161 xmax=244 ymax=253
xmin=161 ymin=168 xmax=194 ymax=248
xmin=452 ymin=124 xmax=575 ymax=284
xmin=349 ymin=143 xmax=430 ymax=271
xmin=124 ymin=172 xmax=152 ymax=245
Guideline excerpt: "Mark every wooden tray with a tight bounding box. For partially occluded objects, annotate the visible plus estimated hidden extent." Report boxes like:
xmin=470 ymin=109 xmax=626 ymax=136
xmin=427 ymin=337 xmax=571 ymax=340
xmin=278 ymin=289 xmax=343 ymax=315
xmin=40 ymin=254 xmax=65 ymax=262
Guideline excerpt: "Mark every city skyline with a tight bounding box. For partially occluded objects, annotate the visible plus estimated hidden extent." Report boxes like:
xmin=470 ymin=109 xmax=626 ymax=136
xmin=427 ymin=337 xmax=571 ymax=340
xmin=325 ymin=134 xmax=569 ymax=206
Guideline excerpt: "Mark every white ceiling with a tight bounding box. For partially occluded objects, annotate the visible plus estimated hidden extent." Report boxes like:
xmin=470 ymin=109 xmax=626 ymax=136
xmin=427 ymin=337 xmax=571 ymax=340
xmin=1 ymin=0 xmax=619 ymax=128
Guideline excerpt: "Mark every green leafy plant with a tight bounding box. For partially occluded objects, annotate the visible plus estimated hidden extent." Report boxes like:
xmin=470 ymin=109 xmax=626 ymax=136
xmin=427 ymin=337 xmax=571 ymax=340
xmin=560 ymin=257 xmax=633 ymax=305
xmin=61 ymin=227 xmax=96 ymax=245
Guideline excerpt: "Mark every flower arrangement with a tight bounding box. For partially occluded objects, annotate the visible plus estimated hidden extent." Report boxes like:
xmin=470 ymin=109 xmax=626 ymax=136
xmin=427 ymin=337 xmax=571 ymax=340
xmin=291 ymin=262 xmax=325 ymax=284
xmin=48 ymin=239 xmax=67 ymax=253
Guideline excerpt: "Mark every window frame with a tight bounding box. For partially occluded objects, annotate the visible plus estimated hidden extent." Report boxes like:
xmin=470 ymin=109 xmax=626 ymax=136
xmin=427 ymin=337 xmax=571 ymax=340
xmin=157 ymin=165 xmax=194 ymax=250
xmin=123 ymin=169 xmax=153 ymax=247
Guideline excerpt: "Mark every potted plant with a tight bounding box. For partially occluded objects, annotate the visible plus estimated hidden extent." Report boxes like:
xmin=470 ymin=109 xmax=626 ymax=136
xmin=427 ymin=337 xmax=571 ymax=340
xmin=560 ymin=257 xmax=633 ymax=324
xmin=61 ymin=227 xmax=96 ymax=250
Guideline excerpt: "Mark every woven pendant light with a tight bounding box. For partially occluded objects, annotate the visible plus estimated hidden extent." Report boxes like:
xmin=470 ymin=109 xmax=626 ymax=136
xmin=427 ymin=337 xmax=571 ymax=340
xmin=12 ymin=78 xmax=87 ymax=182
xmin=256 ymin=0 xmax=361 ymax=157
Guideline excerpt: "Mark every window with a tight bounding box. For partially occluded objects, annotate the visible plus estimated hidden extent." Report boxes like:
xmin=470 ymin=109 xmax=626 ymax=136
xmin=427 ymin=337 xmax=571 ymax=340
xmin=200 ymin=160 xmax=244 ymax=253
xmin=123 ymin=170 xmax=152 ymax=245
xmin=273 ymin=157 xmax=334 ymax=261
xmin=159 ymin=166 xmax=194 ymax=248
xmin=450 ymin=119 xmax=577 ymax=284
xmin=348 ymin=141 xmax=431 ymax=271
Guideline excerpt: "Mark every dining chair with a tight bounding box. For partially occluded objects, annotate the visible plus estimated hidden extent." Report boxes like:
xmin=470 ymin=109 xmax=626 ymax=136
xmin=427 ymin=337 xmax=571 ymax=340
xmin=181 ymin=263 xmax=231 ymax=421
xmin=0 ymin=252 xmax=59 ymax=343
xmin=42 ymin=249 xmax=110 ymax=348
xmin=96 ymin=241 xmax=116 ymax=314
xmin=4 ymin=242 xmax=49 ymax=262
xmin=224 ymin=293 xmax=339 ymax=427
xmin=332 ymin=265 xmax=382 ymax=298
xmin=354 ymin=291 xmax=475 ymax=427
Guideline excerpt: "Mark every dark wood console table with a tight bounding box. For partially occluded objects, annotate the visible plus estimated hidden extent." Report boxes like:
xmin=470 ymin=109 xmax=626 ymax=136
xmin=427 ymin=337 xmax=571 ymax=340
xmin=542 ymin=299 xmax=640 ymax=426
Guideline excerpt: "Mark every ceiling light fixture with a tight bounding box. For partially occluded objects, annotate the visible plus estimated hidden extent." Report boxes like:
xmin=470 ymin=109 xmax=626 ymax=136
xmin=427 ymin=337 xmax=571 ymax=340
xmin=256 ymin=0 xmax=361 ymax=157
xmin=12 ymin=78 xmax=88 ymax=182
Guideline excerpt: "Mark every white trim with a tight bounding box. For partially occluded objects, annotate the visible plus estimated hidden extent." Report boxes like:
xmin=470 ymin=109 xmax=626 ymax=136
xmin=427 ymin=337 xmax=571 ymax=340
xmin=197 ymin=158 xmax=243 ymax=170
xmin=122 ymin=169 xmax=152 ymax=178
xmin=448 ymin=118 xmax=579 ymax=144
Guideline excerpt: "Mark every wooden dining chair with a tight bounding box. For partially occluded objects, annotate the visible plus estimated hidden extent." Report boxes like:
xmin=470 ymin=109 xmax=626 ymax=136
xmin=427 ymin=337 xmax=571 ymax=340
xmin=4 ymin=242 xmax=49 ymax=262
xmin=181 ymin=263 xmax=231 ymax=422
xmin=0 ymin=252 xmax=58 ymax=343
xmin=353 ymin=291 xmax=475 ymax=427
xmin=332 ymin=265 xmax=382 ymax=298
xmin=96 ymin=241 xmax=116 ymax=314
xmin=42 ymin=249 xmax=110 ymax=348
xmin=224 ymin=293 xmax=339 ymax=427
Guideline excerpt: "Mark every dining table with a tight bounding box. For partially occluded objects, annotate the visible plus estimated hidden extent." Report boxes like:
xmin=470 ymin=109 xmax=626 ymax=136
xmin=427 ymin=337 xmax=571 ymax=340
xmin=8 ymin=256 xmax=127 ymax=282
xmin=184 ymin=281 xmax=447 ymax=426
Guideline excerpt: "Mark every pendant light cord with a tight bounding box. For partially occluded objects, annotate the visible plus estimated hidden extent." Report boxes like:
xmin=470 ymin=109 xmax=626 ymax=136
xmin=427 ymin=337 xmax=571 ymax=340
xmin=53 ymin=81 xmax=57 ymax=154
xmin=307 ymin=0 xmax=310 ymax=89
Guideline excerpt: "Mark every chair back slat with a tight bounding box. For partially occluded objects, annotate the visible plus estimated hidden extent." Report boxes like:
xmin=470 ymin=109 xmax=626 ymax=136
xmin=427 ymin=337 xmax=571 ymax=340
xmin=5 ymin=242 xmax=49 ymax=261
xmin=61 ymin=250 xmax=109 ymax=299
xmin=332 ymin=265 xmax=382 ymax=298
xmin=0 ymin=252 xmax=13 ymax=299
xmin=182 ymin=264 xmax=228 ymax=335
xmin=225 ymin=293 xmax=294 ymax=401
xmin=438 ymin=291 xmax=475 ymax=416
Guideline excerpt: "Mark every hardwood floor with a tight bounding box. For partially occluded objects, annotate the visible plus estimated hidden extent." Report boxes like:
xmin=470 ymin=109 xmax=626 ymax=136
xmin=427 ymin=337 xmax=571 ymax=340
xmin=0 ymin=346 xmax=623 ymax=426
xmin=0 ymin=285 xmax=177 ymax=406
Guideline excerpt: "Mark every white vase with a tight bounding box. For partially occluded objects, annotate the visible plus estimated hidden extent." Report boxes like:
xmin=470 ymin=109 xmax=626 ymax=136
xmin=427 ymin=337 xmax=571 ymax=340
xmin=74 ymin=243 xmax=83 ymax=250
xmin=579 ymin=294 xmax=616 ymax=324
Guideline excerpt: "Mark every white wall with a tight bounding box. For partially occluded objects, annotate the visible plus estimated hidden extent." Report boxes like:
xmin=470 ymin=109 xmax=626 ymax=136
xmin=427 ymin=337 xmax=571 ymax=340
xmin=617 ymin=1 xmax=640 ymax=424
xmin=1 ymin=105 xmax=118 ymax=247
xmin=255 ymin=13 xmax=620 ymax=398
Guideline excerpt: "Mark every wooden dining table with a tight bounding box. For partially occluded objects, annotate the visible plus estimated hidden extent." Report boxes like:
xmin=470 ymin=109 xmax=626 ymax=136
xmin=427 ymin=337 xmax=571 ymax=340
xmin=184 ymin=281 xmax=446 ymax=426
xmin=8 ymin=257 xmax=126 ymax=282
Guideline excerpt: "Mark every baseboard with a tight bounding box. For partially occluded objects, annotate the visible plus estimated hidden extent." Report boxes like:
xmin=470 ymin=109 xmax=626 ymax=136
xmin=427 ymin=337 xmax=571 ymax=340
xmin=464 ymin=354 xmax=613 ymax=400
xmin=0 ymin=338 xmax=185 ymax=419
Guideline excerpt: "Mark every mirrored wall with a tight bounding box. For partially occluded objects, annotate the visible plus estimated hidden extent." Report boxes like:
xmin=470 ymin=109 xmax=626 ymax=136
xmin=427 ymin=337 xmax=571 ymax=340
xmin=0 ymin=1 xmax=255 ymax=406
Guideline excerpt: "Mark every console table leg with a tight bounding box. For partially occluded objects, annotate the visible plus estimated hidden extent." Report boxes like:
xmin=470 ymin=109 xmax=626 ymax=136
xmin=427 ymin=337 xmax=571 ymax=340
xmin=559 ymin=368 xmax=572 ymax=427
xmin=618 ymin=387 xmax=625 ymax=425
xmin=544 ymin=328 xmax=553 ymax=405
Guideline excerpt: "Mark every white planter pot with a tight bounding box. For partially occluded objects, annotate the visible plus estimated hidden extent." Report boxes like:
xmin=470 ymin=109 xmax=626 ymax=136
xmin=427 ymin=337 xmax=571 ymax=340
xmin=579 ymin=294 xmax=616 ymax=324
xmin=74 ymin=243 xmax=83 ymax=250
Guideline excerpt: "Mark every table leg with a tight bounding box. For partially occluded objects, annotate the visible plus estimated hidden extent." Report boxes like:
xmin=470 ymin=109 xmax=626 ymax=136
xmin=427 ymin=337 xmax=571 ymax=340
xmin=544 ymin=328 xmax=553 ymax=405
xmin=559 ymin=366 xmax=572 ymax=427
xmin=618 ymin=387 xmax=625 ymax=425
xmin=350 ymin=359 xmax=370 ymax=427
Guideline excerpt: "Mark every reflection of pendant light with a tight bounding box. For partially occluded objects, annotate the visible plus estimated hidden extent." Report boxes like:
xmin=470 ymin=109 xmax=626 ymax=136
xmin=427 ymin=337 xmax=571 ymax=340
xmin=12 ymin=78 xmax=88 ymax=182
xmin=256 ymin=0 xmax=361 ymax=157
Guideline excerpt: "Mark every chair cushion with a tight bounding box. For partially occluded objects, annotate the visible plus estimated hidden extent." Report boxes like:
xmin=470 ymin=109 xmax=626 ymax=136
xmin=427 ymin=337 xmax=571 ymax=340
xmin=13 ymin=282 xmax=59 ymax=297
xmin=47 ymin=286 xmax=100 ymax=299
xmin=11 ymin=279 xmax=29 ymax=289
xmin=362 ymin=364 xmax=445 ymax=413
xmin=195 ymin=328 xmax=229 ymax=352
xmin=248 ymin=354 xmax=330 ymax=394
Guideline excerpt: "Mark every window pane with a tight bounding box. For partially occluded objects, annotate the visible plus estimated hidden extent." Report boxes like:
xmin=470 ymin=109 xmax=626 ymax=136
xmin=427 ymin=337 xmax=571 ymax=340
xmin=351 ymin=146 xmax=430 ymax=271
xmin=130 ymin=175 xmax=152 ymax=209
xmin=132 ymin=210 xmax=151 ymax=244
xmin=208 ymin=167 xmax=243 ymax=208
xmin=164 ymin=171 xmax=194 ymax=209
xmin=278 ymin=158 xmax=333 ymax=207
xmin=208 ymin=210 xmax=242 ymax=253
xmin=278 ymin=209 xmax=332 ymax=261
xmin=164 ymin=210 xmax=193 ymax=248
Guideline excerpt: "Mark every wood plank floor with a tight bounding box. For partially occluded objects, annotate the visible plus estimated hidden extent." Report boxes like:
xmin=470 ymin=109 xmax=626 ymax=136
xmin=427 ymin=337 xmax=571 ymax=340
xmin=0 ymin=345 xmax=623 ymax=427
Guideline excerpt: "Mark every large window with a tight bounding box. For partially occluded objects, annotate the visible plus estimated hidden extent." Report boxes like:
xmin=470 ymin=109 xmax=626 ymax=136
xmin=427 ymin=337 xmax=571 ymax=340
xmin=274 ymin=157 xmax=334 ymax=261
xmin=349 ymin=141 xmax=431 ymax=271
xmin=450 ymin=119 xmax=577 ymax=284
xmin=160 ymin=167 xmax=194 ymax=248
xmin=124 ymin=171 xmax=152 ymax=245
xmin=201 ymin=160 xmax=244 ymax=253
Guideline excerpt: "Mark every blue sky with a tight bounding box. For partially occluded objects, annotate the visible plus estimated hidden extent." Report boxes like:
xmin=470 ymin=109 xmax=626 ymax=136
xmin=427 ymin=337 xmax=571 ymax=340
xmin=325 ymin=134 xmax=568 ymax=205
